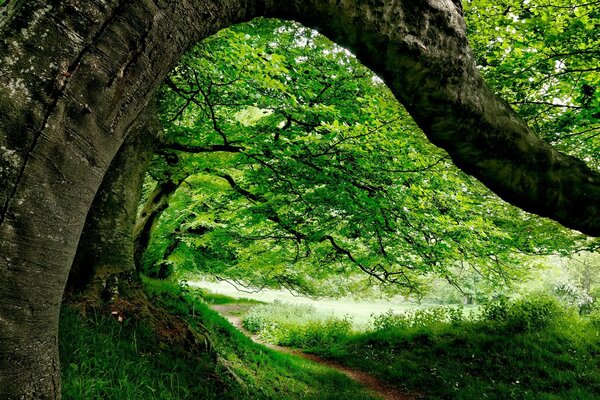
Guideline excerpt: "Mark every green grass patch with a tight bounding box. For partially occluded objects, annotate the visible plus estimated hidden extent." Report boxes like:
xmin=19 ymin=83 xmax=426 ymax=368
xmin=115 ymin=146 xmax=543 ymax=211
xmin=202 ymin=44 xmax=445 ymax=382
xmin=243 ymin=301 xmax=353 ymax=348
xmin=60 ymin=278 xmax=379 ymax=399
xmin=242 ymin=295 xmax=600 ymax=399
xmin=59 ymin=307 xmax=221 ymax=400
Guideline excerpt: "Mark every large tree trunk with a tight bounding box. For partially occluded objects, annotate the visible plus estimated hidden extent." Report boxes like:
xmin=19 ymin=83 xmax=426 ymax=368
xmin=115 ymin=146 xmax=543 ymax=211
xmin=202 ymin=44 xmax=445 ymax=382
xmin=0 ymin=2 xmax=246 ymax=397
xmin=64 ymin=113 xmax=212 ymax=358
xmin=1 ymin=0 xmax=600 ymax=398
xmin=66 ymin=106 xmax=159 ymax=300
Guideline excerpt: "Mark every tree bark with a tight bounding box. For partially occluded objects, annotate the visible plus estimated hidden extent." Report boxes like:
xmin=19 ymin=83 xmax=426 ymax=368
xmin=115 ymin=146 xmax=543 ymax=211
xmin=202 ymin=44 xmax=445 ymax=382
xmin=0 ymin=2 xmax=247 ymax=396
xmin=66 ymin=106 xmax=159 ymax=300
xmin=133 ymin=178 xmax=184 ymax=270
xmin=1 ymin=0 xmax=600 ymax=398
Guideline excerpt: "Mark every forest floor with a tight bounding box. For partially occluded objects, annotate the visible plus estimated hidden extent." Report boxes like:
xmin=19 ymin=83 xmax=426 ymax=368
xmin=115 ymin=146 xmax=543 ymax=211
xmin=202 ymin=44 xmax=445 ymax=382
xmin=211 ymin=304 xmax=421 ymax=400
xmin=60 ymin=280 xmax=600 ymax=399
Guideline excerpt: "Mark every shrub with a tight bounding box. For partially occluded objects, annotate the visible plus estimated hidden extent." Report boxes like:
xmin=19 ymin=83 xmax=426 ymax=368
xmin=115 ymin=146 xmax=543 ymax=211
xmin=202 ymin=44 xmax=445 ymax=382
xmin=242 ymin=301 xmax=353 ymax=348
xmin=280 ymin=317 xmax=353 ymax=348
xmin=370 ymin=306 xmax=467 ymax=333
xmin=243 ymin=301 xmax=318 ymax=332
xmin=481 ymin=294 xmax=564 ymax=332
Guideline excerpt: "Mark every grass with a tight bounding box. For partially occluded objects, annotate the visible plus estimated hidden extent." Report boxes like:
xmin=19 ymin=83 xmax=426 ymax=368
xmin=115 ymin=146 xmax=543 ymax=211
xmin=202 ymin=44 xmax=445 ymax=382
xmin=60 ymin=279 xmax=600 ymax=399
xmin=59 ymin=306 xmax=220 ymax=399
xmin=243 ymin=301 xmax=353 ymax=346
xmin=241 ymin=296 xmax=600 ymax=400
xmin=59 ymin=278 xmax=379 ymax=399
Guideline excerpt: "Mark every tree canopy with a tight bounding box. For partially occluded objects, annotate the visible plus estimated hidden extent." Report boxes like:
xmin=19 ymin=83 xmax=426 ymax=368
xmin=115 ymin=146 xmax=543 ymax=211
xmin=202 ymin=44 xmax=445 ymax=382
xmin=139 ymin=14 xmax=596 ymax=298
xmin=2 ymin=0 xmax=600 ymax=398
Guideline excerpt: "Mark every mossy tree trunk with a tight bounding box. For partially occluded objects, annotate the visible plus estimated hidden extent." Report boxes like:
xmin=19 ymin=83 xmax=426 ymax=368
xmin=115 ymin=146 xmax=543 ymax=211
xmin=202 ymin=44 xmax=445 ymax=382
xmin=66 ymin=106 xmax=159 ymax=303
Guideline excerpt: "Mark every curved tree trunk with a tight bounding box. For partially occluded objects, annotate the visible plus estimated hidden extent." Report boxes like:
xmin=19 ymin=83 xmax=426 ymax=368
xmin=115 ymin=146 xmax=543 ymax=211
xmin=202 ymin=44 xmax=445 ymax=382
xmin=0 ymin=1 xmax=245 ymax=396
xmin=66 ymin=105 xmax=159 ymax=300
xmin=1 ymin=0 xmax=600 ymax=398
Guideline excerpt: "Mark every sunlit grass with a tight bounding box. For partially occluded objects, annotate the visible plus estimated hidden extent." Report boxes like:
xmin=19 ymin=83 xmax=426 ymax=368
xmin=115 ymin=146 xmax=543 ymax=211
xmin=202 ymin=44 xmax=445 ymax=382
xmin=240 ymin=296 xmax=600 ymax=400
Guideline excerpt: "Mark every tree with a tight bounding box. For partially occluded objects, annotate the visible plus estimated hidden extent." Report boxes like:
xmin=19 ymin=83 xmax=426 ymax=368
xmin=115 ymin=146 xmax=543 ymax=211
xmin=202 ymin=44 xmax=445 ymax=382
xmin=66 ymin=106 xmax=158 ymax=299
xmin=142 ymin=18 xmax=587 ymax=298
xmin=1 ymin=0 xmax=600 ymax=398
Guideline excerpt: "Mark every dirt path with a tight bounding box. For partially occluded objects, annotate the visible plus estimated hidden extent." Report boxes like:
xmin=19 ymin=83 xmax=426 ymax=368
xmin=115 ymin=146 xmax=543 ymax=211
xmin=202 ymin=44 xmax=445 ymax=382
xmin=211 ymin=304 xmax=420 ymax=400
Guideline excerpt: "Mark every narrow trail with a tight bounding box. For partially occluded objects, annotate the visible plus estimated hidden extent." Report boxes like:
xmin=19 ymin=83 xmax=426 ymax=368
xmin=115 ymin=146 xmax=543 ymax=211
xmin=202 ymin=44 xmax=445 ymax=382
xmin=211 ymin=305 xmax=420 ymax=400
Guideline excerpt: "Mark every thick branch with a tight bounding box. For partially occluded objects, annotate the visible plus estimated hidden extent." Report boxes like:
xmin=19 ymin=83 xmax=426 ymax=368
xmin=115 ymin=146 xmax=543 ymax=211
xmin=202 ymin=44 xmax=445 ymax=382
xmin=260 ymin=0 xmax=600 ymax=235
xmin=164 ymin=142 xmax=244 ymax=153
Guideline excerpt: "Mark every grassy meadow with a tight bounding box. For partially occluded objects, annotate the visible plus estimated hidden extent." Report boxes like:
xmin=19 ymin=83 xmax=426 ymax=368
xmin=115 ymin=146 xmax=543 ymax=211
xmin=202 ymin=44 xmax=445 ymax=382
xmin=240 ymin=296 xmax=600 ymax=400
xmin=59 ymin=279 xmax=600 ymax=399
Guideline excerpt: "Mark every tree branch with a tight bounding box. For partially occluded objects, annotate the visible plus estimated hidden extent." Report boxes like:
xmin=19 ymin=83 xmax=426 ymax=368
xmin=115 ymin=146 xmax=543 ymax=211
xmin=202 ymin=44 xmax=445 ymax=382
xmin=163 ymin=142 xmax=244 ymax=153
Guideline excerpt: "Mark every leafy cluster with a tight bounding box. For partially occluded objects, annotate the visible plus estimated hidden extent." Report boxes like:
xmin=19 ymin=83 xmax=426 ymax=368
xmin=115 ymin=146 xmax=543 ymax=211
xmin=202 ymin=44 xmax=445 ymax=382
xmin=142 ymin=16 xmax=587 ymax=297
xmin=465 ymin=0 xmax=600 ymax=165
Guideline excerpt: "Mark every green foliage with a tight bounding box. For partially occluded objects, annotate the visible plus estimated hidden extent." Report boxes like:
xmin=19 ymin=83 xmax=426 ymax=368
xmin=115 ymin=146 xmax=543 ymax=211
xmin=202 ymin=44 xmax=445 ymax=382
xmin=481 ymin=295 xmax=565 ymax=332
xmin=516 ymin=252 xmax=600 ymax=314
xmin=281 ymin=318 xmax=353 ymax=349
xmin=465 ymin=0 xmax=600 ymax=166
xmin=143 ymin=16 xmax=587 ymax=299
xmin=60 ymin=280 xmax=379 ymax=400
xmin=243 ymin=295 xmax=600 ymax=399
xmin=243 ymin=301 xmax=319 ymax=334
xmin=370 ymin=306 xmax=467 ymax=332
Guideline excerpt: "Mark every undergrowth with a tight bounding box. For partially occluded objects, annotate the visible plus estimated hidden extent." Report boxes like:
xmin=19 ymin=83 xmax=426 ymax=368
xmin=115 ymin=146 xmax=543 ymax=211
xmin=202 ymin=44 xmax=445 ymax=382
xmin=59 ymin=306 xmax=222 ymax=399
xmin=59 ymin=278 xmax=378 ymax=399
xmin=243 ymin=301 xmax=353 ymax=347
xmin=242 ymin=295 xmax=600 ymax=399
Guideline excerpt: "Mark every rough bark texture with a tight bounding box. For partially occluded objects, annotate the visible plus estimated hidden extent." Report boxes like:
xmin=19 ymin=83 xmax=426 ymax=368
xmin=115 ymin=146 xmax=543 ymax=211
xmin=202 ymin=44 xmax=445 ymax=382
xmin=66 ymin=106 xmax=159 ymax=299
xmin=0 ymin=1 xmax=249 ymax=397
xmin=1 ymin=0 xmax=600 ymax=398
